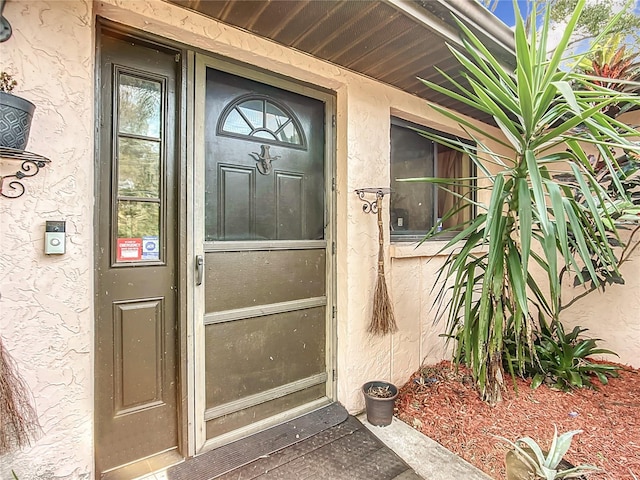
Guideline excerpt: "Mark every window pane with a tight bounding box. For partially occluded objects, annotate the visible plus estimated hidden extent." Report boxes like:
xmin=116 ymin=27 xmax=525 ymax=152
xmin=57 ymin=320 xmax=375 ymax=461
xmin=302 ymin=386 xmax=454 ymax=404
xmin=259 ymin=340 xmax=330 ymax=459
xmin=238 ymin=100 xmax=264 ymax=129
xmin=223 ymin=108 xmax=253 ymax=135
xmin=117 ymin=200 xmax=160 ymax=240
xmin=278 ymin=122 xmax=301 ymax=145
xmin=390 ymin=124 xmax=435 ymax=234
xmin=390 ymin=121 xmax=474 ymax=240
xmin=118 ymin=74 xmax=162 ymax=138
xmin=266 ymin=102 xmax=289 ymax=131
xmin=254 ymin=130 xmax=277 ymax=140
xmin=437 ymin=147 xmax=472 ymax=230
xmin=118 ymin=137 xmax=161 ymax=198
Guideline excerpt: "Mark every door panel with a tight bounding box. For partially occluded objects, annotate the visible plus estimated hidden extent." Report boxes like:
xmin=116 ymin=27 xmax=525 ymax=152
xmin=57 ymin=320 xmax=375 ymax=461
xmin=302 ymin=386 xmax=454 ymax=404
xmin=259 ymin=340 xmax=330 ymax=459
xmin=113 ymin=298 xmax=165 ymax=413
xmin=205 ymin=385 xmax=327 ymax=439
xmin=204 ymin=308 xmax=326 ymax=406
xmin=96 ymin=33 xmax=179 ymax=474
xmin=199 ymin=65 xmax=329 ymax=443
xmin=204 ymin=249 xmax=326 ymax=311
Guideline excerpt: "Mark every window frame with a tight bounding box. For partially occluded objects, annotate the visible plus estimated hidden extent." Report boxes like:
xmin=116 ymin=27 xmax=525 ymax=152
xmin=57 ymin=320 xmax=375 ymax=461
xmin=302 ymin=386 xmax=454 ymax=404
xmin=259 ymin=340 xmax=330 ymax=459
xmin=389 ymin=117 xmax=476 ymax=243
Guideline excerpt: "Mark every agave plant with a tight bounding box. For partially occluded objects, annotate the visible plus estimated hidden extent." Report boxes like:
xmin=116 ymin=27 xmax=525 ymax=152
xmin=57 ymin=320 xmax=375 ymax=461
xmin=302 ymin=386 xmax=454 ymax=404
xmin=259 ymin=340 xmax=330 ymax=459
xmin=400 ymin=0 xmax=640 ymax=404
xmin=532 ymin=320 xmax=620 ymax=390
xmin=500 ymin=427 xmax=599 ymax=479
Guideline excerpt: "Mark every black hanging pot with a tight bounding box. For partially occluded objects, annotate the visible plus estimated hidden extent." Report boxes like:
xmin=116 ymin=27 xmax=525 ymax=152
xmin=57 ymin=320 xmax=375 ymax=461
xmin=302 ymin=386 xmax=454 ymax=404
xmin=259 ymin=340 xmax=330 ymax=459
xmin=0 ymin=91 xmax=36 ymax=150
xmin=362 ymin=381 xmax=398 ymax=427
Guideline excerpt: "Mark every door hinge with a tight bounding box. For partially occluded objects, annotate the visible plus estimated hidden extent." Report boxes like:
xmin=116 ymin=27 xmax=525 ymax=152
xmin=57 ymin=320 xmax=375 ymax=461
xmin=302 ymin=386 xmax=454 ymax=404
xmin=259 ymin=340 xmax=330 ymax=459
xmin=332 ymin=305 xmax=336 ymax=319
xmin=332 ymin=241 xmax=336 ymax=255
xmin=332 ymin=368 xmax=337 ymax=381
xmin=175 ymin=53 xmax=181 ymax=63
xmin=331 ymin=177 xmax=336 ymax=191
xmin=332 ymin=114 xmax=336 ymax=128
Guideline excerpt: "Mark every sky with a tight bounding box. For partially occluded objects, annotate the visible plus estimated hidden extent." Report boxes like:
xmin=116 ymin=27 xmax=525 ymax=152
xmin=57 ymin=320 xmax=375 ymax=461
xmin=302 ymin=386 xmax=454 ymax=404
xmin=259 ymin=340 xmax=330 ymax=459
xmin=491 ymin=0 xmax=530 ymax=28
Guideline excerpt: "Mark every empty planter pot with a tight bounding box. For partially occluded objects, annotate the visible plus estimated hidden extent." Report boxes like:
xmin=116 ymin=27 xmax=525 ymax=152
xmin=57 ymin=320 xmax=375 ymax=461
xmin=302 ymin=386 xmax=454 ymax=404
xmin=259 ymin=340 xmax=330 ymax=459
xmin=362 ymin=381 xmax=398 ymax=427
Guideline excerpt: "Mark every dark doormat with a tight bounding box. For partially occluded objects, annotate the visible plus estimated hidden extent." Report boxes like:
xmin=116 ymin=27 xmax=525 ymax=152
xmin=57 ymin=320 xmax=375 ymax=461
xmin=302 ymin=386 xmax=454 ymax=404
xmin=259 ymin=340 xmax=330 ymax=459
xmin=167 ymin=402 xmax=348 ymax=479
xmin=167 ymin=403 xmax=421 ymax=480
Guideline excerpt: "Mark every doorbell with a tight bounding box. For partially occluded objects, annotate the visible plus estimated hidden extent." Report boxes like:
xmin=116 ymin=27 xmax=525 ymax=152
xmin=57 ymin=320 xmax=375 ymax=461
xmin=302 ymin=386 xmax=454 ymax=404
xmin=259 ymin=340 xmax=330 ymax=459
xmin=45 ymin=220 xmax=66 ymax=255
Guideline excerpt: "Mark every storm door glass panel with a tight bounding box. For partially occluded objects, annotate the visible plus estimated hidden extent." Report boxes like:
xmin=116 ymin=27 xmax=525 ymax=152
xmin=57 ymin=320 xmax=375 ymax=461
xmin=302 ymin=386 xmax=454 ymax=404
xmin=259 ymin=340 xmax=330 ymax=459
xmin=114 ymin=70 xmax=165 ymax=263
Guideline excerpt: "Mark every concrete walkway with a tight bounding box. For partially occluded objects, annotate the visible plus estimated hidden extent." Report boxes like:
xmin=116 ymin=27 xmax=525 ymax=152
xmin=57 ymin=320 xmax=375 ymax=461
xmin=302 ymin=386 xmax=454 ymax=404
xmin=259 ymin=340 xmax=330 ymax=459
xmin=358 ymin=414 xmax=493 ymax=480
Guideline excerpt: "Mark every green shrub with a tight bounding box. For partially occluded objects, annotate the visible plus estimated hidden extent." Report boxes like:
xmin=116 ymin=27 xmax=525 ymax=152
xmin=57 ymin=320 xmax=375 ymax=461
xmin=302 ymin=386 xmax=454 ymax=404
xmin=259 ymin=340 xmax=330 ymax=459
xmin=502 ymin=318 xmax=621 ymax=391
xmin=531 ymin=320 xmax=621 ymax=390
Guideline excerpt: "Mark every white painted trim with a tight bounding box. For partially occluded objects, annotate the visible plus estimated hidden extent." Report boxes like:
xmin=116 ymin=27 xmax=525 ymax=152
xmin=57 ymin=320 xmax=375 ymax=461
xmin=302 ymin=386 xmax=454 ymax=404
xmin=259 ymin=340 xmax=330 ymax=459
xmin=193 ymin=53 xmax=208 ymax=455
xmin=185 ymin=49 xmax=198 ymax=458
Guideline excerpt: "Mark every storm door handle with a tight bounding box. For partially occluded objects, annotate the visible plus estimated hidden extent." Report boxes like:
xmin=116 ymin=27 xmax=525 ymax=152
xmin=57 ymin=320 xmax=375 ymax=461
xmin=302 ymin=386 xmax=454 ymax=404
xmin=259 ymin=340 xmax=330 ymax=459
xmin=195 ymin=255 xmax=204 ymax=286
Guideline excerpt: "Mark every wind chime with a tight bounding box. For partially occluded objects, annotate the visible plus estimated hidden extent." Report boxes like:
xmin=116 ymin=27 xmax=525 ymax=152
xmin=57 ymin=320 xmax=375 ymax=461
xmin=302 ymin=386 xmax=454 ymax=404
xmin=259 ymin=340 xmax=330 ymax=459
xmin=355 ymin=188 xmax=397 ymax=335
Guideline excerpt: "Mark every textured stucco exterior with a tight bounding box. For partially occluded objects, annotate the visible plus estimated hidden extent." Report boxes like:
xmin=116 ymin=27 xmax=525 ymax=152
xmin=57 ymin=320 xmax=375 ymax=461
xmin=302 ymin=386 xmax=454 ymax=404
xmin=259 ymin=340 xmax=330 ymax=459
xmin=0 ymin=1 xmax=94 ymax=479
xmin=1 ymin=1 xmax=638 ymax=478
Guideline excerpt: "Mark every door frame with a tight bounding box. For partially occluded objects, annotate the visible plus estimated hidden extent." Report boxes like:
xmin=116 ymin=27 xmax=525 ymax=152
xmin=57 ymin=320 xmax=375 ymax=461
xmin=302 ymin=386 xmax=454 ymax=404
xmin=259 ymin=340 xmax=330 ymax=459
xmin=190 ymin=53 xmax=337 ymax=454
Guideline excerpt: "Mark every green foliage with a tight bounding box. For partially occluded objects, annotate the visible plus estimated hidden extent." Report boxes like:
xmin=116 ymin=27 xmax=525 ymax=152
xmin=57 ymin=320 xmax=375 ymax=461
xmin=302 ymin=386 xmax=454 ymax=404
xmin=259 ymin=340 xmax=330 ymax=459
xmin=400 ymin=0 xmax=640 ymax=404
xmin=548 ymin=0 xmax=640 ymax=49
xmin=499 ymin=427 xmax=600 ymax=479
xmin=531 ymin=321 xmax=621 ymax=390
xmin=480 ymin=0 xmax=640 ymax=51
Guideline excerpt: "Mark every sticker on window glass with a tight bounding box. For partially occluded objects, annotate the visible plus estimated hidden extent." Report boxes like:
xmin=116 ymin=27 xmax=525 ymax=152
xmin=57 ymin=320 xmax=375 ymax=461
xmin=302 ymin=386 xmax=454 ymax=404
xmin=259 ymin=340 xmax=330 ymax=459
xmin=117 ymin=238 xmax=143 ymax=262
xmin=142 ymin=236 xmax=160 ymax=260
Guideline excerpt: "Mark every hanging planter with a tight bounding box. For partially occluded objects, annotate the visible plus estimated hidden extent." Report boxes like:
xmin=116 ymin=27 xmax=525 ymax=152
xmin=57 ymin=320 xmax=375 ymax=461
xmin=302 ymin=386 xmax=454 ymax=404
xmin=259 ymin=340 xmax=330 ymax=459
xmin=0 ymin=72 xmax=35 ymax=151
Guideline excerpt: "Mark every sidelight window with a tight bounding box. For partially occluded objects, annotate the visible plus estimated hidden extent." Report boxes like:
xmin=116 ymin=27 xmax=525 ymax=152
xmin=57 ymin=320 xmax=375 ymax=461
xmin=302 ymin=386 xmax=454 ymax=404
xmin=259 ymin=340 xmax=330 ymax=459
xmin=113 ymin=71 xmax=165 ymax=263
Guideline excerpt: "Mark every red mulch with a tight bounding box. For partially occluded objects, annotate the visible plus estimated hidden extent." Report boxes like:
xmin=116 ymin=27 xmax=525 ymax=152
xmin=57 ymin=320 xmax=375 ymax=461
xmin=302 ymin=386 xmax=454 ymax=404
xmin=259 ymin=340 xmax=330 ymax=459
xmin=395 ymin=361 xmax=640 ymax=480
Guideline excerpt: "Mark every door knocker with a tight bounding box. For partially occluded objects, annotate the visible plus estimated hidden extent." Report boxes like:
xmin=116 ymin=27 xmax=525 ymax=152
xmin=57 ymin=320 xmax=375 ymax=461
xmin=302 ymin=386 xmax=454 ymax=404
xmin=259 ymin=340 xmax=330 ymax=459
xmin=250 ymin=144 xmax=280 ymax=175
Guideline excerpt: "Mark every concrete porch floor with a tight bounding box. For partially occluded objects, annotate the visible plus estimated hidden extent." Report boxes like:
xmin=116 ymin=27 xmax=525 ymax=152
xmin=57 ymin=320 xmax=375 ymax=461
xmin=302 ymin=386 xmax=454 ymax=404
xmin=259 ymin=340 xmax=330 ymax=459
xmin=136 ymin=408 xmax=492 ymax=480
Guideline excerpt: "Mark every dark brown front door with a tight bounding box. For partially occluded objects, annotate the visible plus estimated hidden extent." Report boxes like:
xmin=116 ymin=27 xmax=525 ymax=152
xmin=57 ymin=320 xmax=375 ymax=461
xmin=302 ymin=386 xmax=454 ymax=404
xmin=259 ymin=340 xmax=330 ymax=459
xmin=198 ymin=65 xmax=330 ymax=442
xmin=95 ymin=32 xmax=180 ymax=475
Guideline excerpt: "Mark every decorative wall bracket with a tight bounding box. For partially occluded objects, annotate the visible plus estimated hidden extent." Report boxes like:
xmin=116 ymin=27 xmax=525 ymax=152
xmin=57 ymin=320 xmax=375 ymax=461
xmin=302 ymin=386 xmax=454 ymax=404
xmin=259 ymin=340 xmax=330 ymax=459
xmin=0 ymin=147 xmax=51 ymax=199
xmin=354 ymin=187 xmax=392 ymax=214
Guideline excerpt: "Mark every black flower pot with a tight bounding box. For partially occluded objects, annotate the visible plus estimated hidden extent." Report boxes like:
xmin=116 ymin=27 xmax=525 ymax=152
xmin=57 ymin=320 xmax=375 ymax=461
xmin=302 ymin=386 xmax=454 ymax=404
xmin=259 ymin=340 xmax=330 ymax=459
xmin=0 ymin=91 xmax=36 ymax=150
xmin=362 ymin=381 xmax=398 ymax=427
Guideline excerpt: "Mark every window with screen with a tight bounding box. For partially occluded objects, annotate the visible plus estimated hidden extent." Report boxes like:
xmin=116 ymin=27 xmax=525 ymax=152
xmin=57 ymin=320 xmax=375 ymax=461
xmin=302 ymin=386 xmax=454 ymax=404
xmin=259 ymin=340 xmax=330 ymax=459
xmin=390 ymin=118 xmax=474 ymax=241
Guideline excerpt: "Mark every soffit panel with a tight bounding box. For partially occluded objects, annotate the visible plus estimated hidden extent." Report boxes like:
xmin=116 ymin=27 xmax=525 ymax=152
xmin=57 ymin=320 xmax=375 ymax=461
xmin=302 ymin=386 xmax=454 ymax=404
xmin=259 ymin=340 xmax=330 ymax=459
xmin=168 ymin=0 xmax=511 ymax=124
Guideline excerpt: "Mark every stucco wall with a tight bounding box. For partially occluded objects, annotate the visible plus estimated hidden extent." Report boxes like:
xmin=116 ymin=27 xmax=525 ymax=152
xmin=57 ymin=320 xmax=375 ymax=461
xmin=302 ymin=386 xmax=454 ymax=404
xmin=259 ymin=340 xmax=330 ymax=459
xmin=1 ymin=0 xmax=638 ymax=478
xmin=0 ymin=1 xmax=94 ymax=479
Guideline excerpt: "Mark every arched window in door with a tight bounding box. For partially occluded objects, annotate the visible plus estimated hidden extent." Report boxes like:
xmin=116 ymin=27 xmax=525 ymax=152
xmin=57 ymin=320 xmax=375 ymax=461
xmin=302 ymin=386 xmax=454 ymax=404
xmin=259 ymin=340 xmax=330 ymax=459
xmin=217 ymin=94 xmax=307 ymax=149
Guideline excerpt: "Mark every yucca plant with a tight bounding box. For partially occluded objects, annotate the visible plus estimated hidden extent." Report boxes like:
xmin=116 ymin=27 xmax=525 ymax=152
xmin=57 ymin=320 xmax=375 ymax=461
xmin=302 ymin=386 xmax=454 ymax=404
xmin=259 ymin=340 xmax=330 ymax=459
xmin=400 ymin=0 xmax=640 ymax=404
xmin=500 ymin=427 xmax=599 ymax=479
